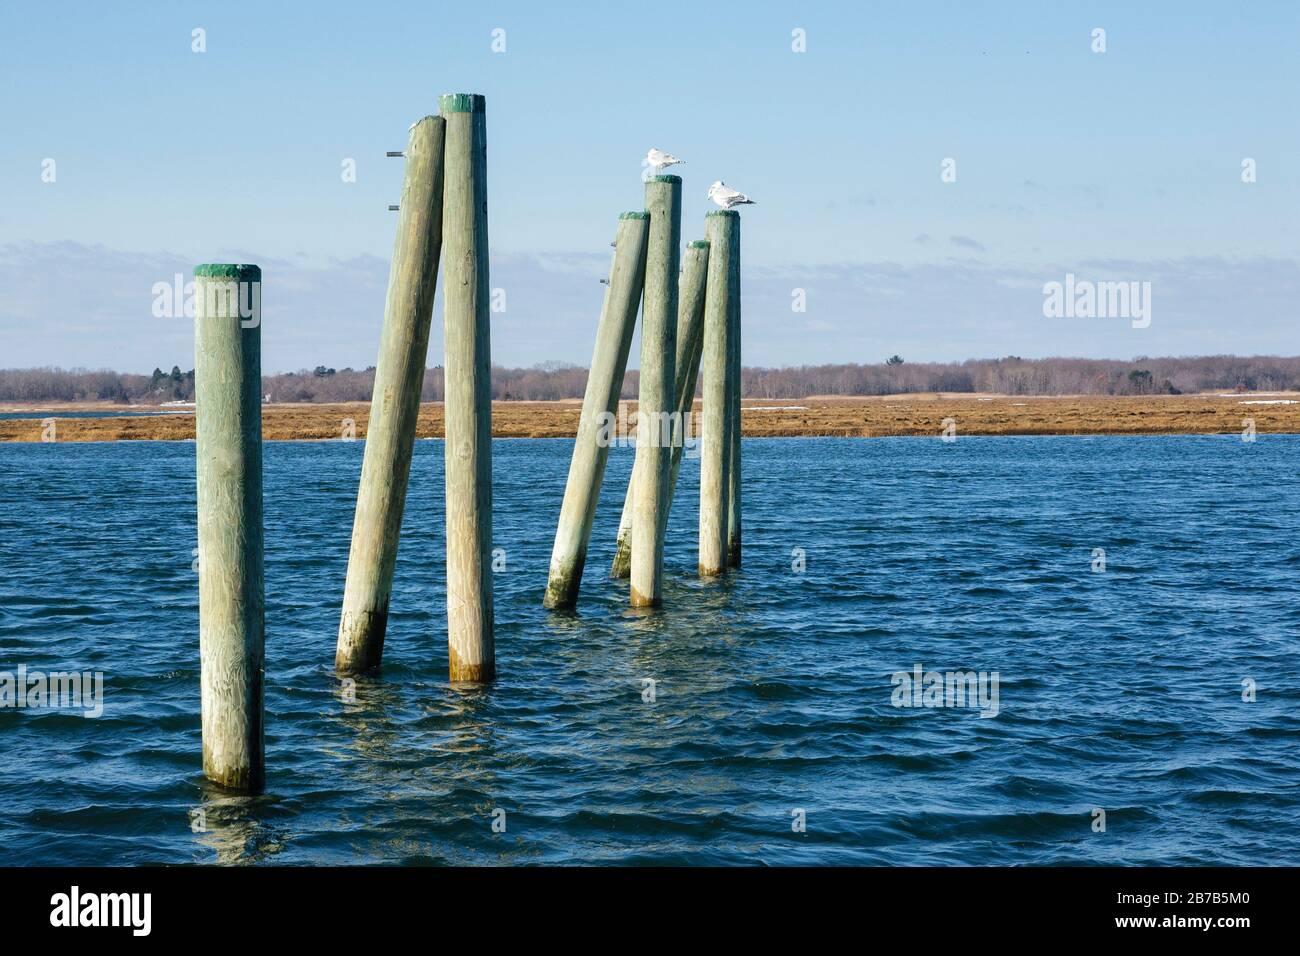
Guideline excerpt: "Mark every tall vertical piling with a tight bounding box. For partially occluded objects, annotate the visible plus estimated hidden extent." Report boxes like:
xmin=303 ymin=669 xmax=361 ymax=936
xmin=629 ymin=175 xmax=681 ymax=606
xmin=336 ymin=116 xmax=445 ymax=674
xmin=543 ymin=212 xmax=650 ymax=609
xmin=610 ymin=237 xmax=709 ymax=578
xmin=440 ymin=93 xmax=494 ymax=681
xmin=725 ymin=216 xmax=743 ymax=567
xmin=194 ymin=263 xmax=265 ymax=792
xmin=699 ymin=211 xmax=737 ymax=576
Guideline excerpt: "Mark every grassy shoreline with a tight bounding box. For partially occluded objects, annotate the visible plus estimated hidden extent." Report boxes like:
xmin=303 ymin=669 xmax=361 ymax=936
xmin=2 ymin=393 xmax=1298 ymax=442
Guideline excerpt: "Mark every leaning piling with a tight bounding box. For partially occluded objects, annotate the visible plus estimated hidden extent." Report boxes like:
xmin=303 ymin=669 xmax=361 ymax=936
xmin=543 ymin=212 xmax=650 ymax=609
xmin=663 ymin=239 xmax=710 ymax=527
xmin=336 ymin=116 xmax=446 ymax=675
xmin=611 ymin=237 xmax=709 ymax=577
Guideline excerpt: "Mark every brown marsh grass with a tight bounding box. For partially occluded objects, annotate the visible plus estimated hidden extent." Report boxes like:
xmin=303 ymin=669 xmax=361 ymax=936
xmin=3 ymin=393 xmax=1298 ymax=442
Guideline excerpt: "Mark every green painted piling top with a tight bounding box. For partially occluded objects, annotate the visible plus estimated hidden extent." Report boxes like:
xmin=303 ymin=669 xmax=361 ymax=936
xmin=705 ymin=209 xmax=740 ymax=218
xmin=439 ymin=93 xmax=486 ymax=113
xmin=619 ymin=211 xmax=650 ymax=220
xmin=689 ymin=239 xmax=711 ymax=248
xmin=194 ymin=264 xmax=261 ymax=279
xmin=648 ymin=174 xmax=682 ymax=184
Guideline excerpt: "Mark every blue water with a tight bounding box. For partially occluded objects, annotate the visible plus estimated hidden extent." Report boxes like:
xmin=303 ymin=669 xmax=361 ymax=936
xmin=1 ymin=436 xmax=1298 ymax=865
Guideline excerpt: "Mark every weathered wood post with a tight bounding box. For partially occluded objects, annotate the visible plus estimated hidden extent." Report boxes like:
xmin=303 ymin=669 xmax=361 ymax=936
xmin=440 ymin=93 xmax=494 ymax=681
xmin=629 ymin=175 xmax=681 ymax=606
xmin=699 ymin=211 xmax=737 ymax=575
xmin=725 ymin=216 xmax=743 ymax=567
xmin=194 ymin=263 xmax=264 ymax=792
xmin=609 ymin=453 xmax=636 ymax=579
xmin=543 ymin=212 xmax=650 ymax=609
xmin=336 ymin=116 xmax=445 ymax=674
xmin=665 ymin=239 xmax=711 ymax=525
xmin=610 ymin=237 xmax=709 ymax=578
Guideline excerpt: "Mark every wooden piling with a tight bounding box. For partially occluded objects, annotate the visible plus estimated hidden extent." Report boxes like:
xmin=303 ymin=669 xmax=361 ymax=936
xmin=629 ymin=175 xmax=681 ymax=607
xmin=699 ymin=211 xmax=737 ymax=576
xmin=543 ymin=212 xmax=650 ymax=609
xmin=194 ymin=263 xmax=264 ymax=792
xmin=610 ymin=238 xmax=709 ymax=578
xmin=440 ymin=93 xmax=494 ymax=681
xmin=336 ymin=116 xmax=445 ymax=674
xmin=665 ymin=239 xmax=711 ymax=523
xmin=609 ymin=464 xmax=636 ymax=579
xmin=725 ymin=215 xmax=742 ymax=567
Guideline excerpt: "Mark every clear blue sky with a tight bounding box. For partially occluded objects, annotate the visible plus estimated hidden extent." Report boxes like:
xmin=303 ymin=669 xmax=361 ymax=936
xmin=2 ymin=0 xmax=1297 ymax=372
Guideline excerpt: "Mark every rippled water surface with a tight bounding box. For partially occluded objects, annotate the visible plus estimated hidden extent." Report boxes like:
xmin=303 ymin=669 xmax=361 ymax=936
xmin=2 ymin=436 xmax=1298 ymax=865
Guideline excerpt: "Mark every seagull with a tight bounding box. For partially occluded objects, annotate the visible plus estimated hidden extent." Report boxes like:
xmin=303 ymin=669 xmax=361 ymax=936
xmin=645 ymin=148 xmax=683 ymax=176
xmin=707 ymin=180 xmax=755 ymax=209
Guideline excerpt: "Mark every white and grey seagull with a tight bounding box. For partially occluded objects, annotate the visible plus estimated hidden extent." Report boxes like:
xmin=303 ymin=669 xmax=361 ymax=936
xmin=645 ymin=148 xmax=684 ymax=176
xmin=707 ymin=180 xmax=755 ymax=208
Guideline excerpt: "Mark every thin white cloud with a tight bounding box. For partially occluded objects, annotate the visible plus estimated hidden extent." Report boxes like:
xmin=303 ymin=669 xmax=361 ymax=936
xmin=1 ymin=241 xmax=1297 ymax=371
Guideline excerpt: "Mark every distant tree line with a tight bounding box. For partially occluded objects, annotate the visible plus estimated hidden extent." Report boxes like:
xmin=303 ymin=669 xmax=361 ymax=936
xmin=4 ymin=355 xmax=1300 ymax=404
xmin=736 ymin=355 xmax=1300 ymax=398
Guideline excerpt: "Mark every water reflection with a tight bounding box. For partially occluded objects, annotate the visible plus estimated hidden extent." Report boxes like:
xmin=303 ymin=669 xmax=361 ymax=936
xmin=191 ymin=783 xmax=287 ymax=865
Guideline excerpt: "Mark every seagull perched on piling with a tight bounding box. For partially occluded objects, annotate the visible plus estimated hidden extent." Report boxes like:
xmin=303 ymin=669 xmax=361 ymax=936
xmin=645 ymin=148 xmax=684 ymax=175
xmin=707 ymin=180 xmax=755 ymax=208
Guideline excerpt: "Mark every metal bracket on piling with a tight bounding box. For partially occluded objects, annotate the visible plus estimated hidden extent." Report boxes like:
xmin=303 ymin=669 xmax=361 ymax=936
xmin=387 ymin=152 xmax=405 ymax=208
